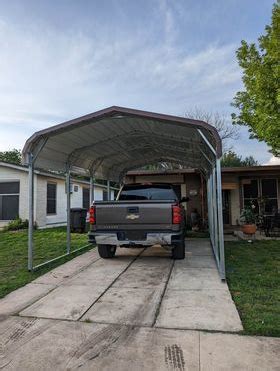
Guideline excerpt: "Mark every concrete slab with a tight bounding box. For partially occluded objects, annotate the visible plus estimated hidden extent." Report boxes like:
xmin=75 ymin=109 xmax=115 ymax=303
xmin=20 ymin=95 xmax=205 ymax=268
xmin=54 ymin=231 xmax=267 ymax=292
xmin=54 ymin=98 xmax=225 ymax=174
xmin=133 ymin=256 xmax=172 ymax=268
xmin=78 ymin=326 xmax=200 ymax=371
xmin=81 ymin=286 xmax=165 ymax=326
xmin=167 ymin=267 xmax=226 ymax=290
xmin=1 ymin=316 xmax=279 ymax=371
xmin=65 ymin=257 xmax=133 ymax=286
xmin=141 ymin=245 xmax=171 ymax=257
xmin=200 ymin=332 xmax=280 ymax=371
xmin=32 ymin=249 xmax=99 ymax=285
xmin=0 ymin=283 xmax=55 ymax=317
xmin=113 ymin=263 xmax=172 ymax=288
xmin=0 ymin=316 xmax=56 ymax=370
xmin=155 ymin=288 xmax=243 ymax=332
xmin=176 ymin=255 xmax=217 ymax=269
xmin=0 ymin=316 xmax=200 ymax=371
xmin=19 ymin=284 xmax=107 ymax=320
xmin=185 ymin=244 xmax=213 ymax=256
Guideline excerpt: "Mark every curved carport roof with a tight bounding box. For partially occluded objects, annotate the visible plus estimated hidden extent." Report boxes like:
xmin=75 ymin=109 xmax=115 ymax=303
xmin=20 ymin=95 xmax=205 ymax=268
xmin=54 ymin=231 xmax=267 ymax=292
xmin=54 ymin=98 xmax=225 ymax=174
xmin=22 ymin=106 xmax=225 ymax=279
xmin=22 ymin=106 xmax=222 ymax=181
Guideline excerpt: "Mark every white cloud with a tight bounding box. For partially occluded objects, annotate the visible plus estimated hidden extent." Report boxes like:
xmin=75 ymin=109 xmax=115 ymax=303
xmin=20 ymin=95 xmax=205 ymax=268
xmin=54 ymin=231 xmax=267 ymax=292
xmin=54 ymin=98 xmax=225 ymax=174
xmin=265 ymin=156 xmax=280 ymax=165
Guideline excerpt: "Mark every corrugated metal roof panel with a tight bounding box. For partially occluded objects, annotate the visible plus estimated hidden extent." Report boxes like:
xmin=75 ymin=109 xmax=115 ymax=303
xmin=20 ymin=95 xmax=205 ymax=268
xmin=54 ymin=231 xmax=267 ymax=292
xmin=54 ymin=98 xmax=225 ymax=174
xmin=22 ymin=106 xmax=222 ymax=181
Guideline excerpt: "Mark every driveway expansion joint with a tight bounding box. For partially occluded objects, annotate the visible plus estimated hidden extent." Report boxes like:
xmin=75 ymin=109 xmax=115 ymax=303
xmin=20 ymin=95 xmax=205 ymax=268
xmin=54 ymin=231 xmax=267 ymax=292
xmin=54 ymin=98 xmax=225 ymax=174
xmin=77 ymin=248 xmax=145 ymax=321
xmin=151 ymin=259 xmax=175 ymax=327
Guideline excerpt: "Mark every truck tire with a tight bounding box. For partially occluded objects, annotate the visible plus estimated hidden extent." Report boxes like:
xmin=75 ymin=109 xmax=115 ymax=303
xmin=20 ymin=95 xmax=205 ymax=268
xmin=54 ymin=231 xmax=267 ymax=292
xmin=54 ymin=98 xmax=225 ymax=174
xmin=98 ymin=244 xmax=117 ymax=258
xmin=172 ymin=240 xmax=185 ymax=259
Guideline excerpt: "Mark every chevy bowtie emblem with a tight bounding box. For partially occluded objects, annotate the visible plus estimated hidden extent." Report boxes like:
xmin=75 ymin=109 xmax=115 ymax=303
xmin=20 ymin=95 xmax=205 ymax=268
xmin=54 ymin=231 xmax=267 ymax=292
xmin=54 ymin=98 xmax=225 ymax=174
xmin=126 ymin=214 xmax=139 ymax=220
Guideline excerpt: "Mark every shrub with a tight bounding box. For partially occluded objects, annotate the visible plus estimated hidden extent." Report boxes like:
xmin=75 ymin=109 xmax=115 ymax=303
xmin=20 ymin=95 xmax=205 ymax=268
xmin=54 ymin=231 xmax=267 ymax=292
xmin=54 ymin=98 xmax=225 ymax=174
xmin=3 ymin=217 xmax=37 ymax=231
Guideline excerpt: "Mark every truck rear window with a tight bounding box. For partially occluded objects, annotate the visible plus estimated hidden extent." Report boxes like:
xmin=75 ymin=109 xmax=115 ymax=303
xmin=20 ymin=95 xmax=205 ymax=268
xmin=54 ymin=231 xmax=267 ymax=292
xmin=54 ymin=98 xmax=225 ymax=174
xmin=119 ymin=185 xmax=178 ymax=201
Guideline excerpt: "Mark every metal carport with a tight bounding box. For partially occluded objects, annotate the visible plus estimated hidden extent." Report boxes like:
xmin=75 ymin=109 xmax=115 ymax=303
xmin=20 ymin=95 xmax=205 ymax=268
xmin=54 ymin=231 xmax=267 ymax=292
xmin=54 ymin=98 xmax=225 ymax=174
xmin=22 ymin=106 xmax=225 ymax=279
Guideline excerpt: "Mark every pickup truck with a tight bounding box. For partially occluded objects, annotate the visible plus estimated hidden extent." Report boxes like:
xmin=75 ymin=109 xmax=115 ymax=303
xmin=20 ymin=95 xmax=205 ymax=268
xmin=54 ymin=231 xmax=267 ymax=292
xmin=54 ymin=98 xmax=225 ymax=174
xmin=88 ymin=183 xmax=188 ymax=259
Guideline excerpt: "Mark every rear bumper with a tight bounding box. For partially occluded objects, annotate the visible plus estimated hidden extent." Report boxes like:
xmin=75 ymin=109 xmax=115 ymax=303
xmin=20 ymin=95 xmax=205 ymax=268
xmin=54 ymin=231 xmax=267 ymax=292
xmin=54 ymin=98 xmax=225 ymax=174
xmin=88 ymin=231 xmax=183 ymax=246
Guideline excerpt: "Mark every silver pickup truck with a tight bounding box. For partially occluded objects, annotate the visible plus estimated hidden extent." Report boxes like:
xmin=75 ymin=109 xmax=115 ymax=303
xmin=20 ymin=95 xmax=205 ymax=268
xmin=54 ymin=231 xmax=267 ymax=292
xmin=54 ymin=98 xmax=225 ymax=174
xmin=88 ymin=183 xmax=187 ymax=259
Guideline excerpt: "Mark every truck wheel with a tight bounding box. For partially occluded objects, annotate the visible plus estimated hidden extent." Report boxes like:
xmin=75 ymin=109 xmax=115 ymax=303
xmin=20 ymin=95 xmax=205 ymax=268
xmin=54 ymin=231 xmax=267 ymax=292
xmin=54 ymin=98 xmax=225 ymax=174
xmin=172 ymin=240 xmax=185 ymax=259
xmin=98 ymin=244 xmax=117 ymax=258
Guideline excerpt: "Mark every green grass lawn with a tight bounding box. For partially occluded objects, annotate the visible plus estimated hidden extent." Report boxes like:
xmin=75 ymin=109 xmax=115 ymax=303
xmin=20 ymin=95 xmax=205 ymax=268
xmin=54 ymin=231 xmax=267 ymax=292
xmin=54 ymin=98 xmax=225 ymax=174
xmin=225 ymin=240 xmax=280 ymax=337
xmin=0 ymin=227 xmax=92 ymax=299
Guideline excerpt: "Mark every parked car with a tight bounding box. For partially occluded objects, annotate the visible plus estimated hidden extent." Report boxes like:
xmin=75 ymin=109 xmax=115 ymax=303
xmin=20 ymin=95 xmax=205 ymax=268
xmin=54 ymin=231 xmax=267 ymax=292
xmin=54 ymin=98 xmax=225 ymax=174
xmin=88 ymin=183 xmax=188 ymax=259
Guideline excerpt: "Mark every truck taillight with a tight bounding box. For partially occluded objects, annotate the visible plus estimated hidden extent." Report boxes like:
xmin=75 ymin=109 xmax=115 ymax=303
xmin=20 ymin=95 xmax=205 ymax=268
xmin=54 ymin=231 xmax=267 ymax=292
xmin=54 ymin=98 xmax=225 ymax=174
xmin=172 ymin=205 xmax=182 ymax=224
xmin=89 ymin=206 xmax=96 ymax=224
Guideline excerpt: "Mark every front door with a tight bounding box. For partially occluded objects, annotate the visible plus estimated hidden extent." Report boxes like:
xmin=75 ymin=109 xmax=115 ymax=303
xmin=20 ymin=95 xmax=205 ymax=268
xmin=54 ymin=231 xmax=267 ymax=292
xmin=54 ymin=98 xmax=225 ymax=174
xmin=222 ymin=190 xmax=231 ymax=225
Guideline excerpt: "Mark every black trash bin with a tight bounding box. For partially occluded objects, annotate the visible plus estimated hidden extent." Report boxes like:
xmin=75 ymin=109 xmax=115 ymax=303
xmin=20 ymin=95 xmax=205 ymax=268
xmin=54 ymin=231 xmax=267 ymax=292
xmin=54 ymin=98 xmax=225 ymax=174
xmin=70 ymin=208 xmax=88 ymax=233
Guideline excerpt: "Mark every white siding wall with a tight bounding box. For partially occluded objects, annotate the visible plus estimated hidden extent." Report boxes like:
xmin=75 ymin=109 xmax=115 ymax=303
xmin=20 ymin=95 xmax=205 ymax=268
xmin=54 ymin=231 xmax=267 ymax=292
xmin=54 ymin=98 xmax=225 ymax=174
xmin=35 ymin=175 xmax=47 ymax=227
xmin=45 ymin=177 xmax=68 ymax=226
xmin=43 ymin=178 xmax=113 ymax=226
xmin=0 ymin=165 xmax=116 ymax=228
xmin=93 ymin=187 xmax=115 ymax=201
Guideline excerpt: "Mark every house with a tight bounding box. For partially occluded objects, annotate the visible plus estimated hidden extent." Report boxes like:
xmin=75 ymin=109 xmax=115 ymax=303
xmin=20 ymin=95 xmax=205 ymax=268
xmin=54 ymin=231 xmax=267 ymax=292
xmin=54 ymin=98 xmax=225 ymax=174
xmin=125 ymin=165 xmax=280 ymax=227
xmin=0 ymin=161 xmax=117 ymax=229
xmin=2 ymin=159 xmax=279 ymax=229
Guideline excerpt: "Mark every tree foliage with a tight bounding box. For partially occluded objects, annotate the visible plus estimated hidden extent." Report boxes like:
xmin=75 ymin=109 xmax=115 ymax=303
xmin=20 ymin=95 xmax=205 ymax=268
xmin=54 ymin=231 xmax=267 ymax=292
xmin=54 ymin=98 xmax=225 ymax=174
xmin=221 ymin=151 xmax=259 ymax=167
xmin=0 ymin=149 xmax=22 ymax=165
xmin=232 ymin=2 xmax=280 ymax=156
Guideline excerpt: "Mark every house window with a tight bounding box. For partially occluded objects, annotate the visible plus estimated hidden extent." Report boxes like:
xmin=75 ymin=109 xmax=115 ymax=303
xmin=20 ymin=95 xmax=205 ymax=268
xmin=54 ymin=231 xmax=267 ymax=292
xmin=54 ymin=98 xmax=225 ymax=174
xmin=83 ymin=187 xmax=90 ymax=209
xmin=242 ymin=178 xmax=278 ymax=214
xmin=261 ymin=179 xmax=278 ymax=213
xmin=0 ymin=181 xmax=20 ymax=220
xmin=47 ymin=183 xmax=57 ymax=214
xmin=103 ymin=190 xmax=108 ymax=201
xmin=243 ymin=179 xmax=259 ymax=213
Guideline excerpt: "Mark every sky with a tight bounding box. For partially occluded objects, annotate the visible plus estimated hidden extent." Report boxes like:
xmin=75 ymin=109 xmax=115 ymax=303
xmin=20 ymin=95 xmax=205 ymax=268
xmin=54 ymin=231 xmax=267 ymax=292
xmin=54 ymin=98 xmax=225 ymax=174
xmin=0 ymin=0 xmax=278 ymax=165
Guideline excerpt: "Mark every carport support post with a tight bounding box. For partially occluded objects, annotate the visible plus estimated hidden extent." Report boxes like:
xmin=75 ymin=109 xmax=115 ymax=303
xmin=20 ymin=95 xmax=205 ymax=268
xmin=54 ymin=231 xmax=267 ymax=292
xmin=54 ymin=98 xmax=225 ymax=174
xmin=90 ymin=175 xmax=95 ymax=205
xmin=207 ymin=176 xmax=211 ymax=241
xmin=28 ymin=153 xmax=34 ymax=271
xmin=216 ymin=158 xmax=225 ymax=279
xmin=66 ymin=165 xmax=71 ymax=254
xmin=207 ymin=173 xmax=214 ymax=246
xmin=212 ymin=166 xmax=219 ymax=257
xmin=107 ymin=180 xmax=111 ymax=201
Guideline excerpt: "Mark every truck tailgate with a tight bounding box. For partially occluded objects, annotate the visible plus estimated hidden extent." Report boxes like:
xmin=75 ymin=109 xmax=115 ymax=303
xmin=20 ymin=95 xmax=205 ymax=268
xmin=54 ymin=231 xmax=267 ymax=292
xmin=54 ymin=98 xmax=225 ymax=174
xmin=95 ymin=201 xmax=173 ymax=225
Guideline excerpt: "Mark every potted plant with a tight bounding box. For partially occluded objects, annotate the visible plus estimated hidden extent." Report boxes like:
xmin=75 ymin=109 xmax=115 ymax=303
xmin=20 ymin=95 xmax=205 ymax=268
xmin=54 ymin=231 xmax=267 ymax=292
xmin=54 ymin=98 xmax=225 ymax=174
xmin=240 ymin=204 xmax=257 ymax=235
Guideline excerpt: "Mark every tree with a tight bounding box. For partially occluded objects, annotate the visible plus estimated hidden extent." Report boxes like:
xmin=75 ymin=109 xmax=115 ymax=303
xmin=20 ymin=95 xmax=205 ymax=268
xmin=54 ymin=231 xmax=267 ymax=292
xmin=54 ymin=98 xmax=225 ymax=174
xmin=221 ymin=151 xmax=243 ymax=167
xmin=221 ymin=151 xmax=259 ymax=167
xmin=185 ymin=108 xmax=239 ymax=153
xmin=232 ymin=2 xmax=280 ymax=157
xmin=0 ymin=149 xmax=22 ymax=165
xmin=242 ymin=155 xmax=259 ymax=167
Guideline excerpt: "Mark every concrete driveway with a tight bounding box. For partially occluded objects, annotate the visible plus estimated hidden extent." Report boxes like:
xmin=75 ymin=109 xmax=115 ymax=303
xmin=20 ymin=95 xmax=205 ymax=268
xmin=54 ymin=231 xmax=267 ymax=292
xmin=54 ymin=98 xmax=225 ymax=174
xmin=0 ymin=240 xmax=279 ymax=370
